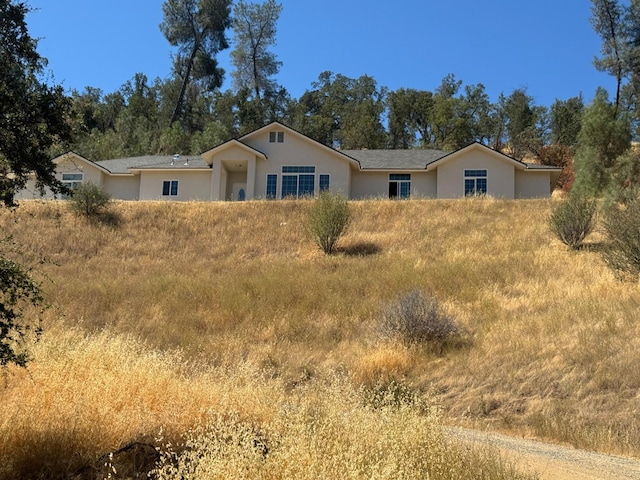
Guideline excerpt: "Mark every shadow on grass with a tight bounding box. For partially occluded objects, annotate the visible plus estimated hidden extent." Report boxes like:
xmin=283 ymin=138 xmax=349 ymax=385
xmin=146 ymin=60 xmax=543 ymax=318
xmin=87 ymin=210 xmax=123 ymax=228
xmin=578 ymin=241 xmax=608 ymax=254
xmin=339 ymin=241 xmax=382 ymax=257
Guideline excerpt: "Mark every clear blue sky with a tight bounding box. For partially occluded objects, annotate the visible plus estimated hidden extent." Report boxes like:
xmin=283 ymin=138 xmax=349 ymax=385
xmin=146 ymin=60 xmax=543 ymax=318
xmin=26 ymin=0 xmax=615 ymax=107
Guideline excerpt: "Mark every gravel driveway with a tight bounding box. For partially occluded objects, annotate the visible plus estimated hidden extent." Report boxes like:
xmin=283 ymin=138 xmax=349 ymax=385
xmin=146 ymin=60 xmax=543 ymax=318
xmin=447 ymin=427 xmax=640 ymax=480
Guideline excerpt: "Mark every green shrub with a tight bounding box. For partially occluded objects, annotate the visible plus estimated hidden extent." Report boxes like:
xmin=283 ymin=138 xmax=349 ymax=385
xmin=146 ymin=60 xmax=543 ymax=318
xmin=307 ymin=191 xmax=351 ymax=254
xmin=378 ymin=289 xmax=463 ymax=351
xmin=69 ymin=181 xmax=111 ymax=217
xmin=601 ymin=192 xmax=640 ymax=280
xmin=548 ymin=193 xmax=597 ymax=249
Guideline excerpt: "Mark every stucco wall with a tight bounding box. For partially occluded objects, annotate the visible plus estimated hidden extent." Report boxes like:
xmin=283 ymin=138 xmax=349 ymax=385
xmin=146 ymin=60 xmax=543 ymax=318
xmin=103 ymin=176 xmax=140 ymax=200
xmin=350 ymin=171 xmax=437 ymax=199
xmin=16 ymin=157 xmax=106 ymax=200
xmin=246 ymin=128 xmax=352 ymax=199
xmin=56 ymin=157 xmax=105 ymax=186
xmin=436 ymin=149 xmax=516 ymax=199
xmin=138 ymin=171 xmax=213 ymax=201
xmin=515 ymin=170 xmax=552 ymax=198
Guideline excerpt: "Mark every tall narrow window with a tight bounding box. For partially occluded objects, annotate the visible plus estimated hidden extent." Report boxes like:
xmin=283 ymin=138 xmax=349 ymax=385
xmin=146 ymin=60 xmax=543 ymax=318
xmin=277 ymin=131 xmax=284 ymax=143
xmin=269 ymin=131 xmax=276 ymax=142
xmin=389 ymin=174 xmax=411 ymax=199
xmin=319 ymin=174 xmax=330 ymax=191
xmin=162 ymin=180 xmax=179 ymax=196
xmin=266 ymin=174 xmax=277 ymax=199
xmin=464 ymin=170 xmax=487 ymax=196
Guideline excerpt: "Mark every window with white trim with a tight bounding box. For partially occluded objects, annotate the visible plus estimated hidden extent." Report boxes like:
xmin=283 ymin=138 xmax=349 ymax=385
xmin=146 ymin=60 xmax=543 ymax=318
xmin=389 ymin=174 xmax=411 ymax=198
xmin=162 ymin=180 xmax=179 ymax=197
xmin=269 ymin=131 xmax=285 ymax=143
xmin=281 ymin=166 xmax=315 ymax=198
xmin=319 ymin=174 xmax=330 ymax=191
xmin=61 ymin=173 xmax=83 ymax=199
xmin=464 ymin=169 xmax=487 ymax=196
xmin=266 ymin=174 xmax=277 ymax=199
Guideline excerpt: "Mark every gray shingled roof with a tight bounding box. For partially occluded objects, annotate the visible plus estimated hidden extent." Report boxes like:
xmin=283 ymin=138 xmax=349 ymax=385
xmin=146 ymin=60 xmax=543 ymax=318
xmin=95 ymin=155 xmax=208 ymax=174
xmin=341 ymin=149 xmax=448 ymax=170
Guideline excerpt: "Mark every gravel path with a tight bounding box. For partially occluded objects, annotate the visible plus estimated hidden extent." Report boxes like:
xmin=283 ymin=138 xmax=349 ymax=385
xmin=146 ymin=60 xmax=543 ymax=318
xmin=447 ymin=427 xmax=640 ymax=480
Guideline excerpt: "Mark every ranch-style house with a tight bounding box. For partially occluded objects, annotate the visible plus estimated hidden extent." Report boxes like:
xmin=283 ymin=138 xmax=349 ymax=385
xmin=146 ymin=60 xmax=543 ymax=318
xmin=18 ymin=122 xmax=562 ymax=201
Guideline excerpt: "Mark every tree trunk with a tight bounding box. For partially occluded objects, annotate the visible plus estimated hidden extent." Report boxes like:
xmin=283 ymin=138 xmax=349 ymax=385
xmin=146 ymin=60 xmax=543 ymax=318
xmin=170 ymin=44 xmax=199 ymax=126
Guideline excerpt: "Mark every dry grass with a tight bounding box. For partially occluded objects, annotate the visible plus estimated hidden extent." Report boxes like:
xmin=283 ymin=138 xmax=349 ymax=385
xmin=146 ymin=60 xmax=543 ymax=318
xmin=0 ymin=196 xmax=638 ymax=476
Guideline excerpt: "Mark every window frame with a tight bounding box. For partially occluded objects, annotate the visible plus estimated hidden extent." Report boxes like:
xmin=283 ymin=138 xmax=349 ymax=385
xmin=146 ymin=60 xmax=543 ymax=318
xmin=280 ymin=166 xmax=316 ymax=198
xmin=60 ymin=172 xmax=83 ymax=199
xmin=389 ymin=173 xmax=411 ymax=199
xmin=319 ymin=174 xmax=330 ymax=192
xmin=162 ymin=180 xmax=179 ymax=197
xmin=266 ymin=174 xmax=278 ymax=199
xmin=464 ymin=169 xmax=488 ymax=196
xmin=269 ymin=131 xmax=285 ymax=143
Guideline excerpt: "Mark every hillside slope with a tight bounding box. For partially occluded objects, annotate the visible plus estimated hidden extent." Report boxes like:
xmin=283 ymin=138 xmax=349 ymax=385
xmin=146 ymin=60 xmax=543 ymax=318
xmin=2 ymin=198 xmax=639 ymax=461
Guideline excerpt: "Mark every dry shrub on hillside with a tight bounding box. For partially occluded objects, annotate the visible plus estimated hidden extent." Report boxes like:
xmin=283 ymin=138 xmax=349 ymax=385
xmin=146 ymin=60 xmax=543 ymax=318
xmin=378 ymin=289 xmax=466 ymax=352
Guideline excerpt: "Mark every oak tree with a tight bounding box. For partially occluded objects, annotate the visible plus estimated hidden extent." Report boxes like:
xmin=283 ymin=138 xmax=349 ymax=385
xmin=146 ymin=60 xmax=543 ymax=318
xmin=0 ymin=0 xmax=71 ymax=206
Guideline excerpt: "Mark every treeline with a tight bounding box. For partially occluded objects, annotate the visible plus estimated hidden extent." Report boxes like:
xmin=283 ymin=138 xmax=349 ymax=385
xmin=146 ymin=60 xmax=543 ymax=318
xmin=66 ymin=72 xmax=582 ymax=185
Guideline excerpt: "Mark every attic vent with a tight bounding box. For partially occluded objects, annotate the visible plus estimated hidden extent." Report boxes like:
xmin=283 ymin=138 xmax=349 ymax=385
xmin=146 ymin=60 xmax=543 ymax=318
xmin=172 ymin=154 xmax=180 ymax=165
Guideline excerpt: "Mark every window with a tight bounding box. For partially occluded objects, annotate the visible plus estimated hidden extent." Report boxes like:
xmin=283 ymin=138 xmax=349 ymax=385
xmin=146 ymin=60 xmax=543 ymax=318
xmin=319 ymin=174 xmax=330 ymax=191
xmin=464 ymin=169 xmax=487 ymax=196
xmin=269 ymin=131 xmax=285 ymax=143
xmin=266 ymin=174 xmax=277 ymax=199
xmin=61 ymin=173 xmax=83 ymax=198
xmin=162 ymin=180 xmax=179 ymax=197
xmin=389 ymin=173 xmax=411 ymax=199
xmin=281 ymin=166 xmax=315 ymax=198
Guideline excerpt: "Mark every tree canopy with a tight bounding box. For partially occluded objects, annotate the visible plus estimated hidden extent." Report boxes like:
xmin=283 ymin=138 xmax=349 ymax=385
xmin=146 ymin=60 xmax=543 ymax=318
xmin=160 ymin=0 xmax=232 ymax=126
xmin=0 ymin=0 xmax=71 ymax=207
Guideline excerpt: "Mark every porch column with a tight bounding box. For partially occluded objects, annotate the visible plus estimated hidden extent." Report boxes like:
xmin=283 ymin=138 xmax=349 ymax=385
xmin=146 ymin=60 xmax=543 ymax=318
xmin=211 ymin=159 xmax=224 ymax=200
xmin=246 ymin=156 xmax=256 ymax=199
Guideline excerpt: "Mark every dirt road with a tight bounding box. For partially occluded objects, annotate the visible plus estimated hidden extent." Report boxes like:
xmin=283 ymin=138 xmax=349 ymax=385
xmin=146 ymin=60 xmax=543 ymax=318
xmin=448 ymin=427 xmax=640 ymax=480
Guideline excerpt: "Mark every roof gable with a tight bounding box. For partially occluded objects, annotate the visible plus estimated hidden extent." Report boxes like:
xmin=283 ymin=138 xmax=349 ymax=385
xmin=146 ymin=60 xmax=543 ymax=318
xmin=240 ymin=121 xmax=362 ymax=169
xmin=53 ymin=152 xmax=112 ymax=174
xmin=201 ymin=139 xmax=267 ymax=165
xmin=426 ymin=142 xmax=529 ymax=171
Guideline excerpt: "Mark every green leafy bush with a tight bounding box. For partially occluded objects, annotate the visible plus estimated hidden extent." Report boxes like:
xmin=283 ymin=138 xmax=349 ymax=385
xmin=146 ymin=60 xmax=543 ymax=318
xmin=69 ymin=181 xmax=111 ymax=217
xmin=548 ymin=193 xmax=597 ymax=249
xmin=601 ymin=192 xmax=640 ymax=279
xmin=307 ymin=191 xmax=351 ymax=254
xmin=378 ymin=289 xmax=463 ymax=351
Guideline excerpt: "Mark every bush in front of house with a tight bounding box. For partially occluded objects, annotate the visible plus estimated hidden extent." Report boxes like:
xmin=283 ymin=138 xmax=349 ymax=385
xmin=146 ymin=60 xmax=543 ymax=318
xmin=307 ymin=191 xmax=351 ymax=254
xmin=69 ymin=181 xmax=112 ymax=218
xmin=601 ymin=191 xmax=640 ymax=280
xmin=378 ymin=289 xmax=463 ymax=352
xmin=548 ymin=193 xmax=597 ymax=249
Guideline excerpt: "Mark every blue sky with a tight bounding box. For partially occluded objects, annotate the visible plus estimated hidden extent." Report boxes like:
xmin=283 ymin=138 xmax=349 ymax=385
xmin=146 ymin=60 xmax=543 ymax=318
xmin=26 ymin=0 xmax=615 ymax=107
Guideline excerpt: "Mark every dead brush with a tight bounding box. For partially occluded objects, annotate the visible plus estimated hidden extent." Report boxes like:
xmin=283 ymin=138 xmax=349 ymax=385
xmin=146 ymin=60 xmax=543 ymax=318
xmin=378 ymin=289 xmax=466 ymax=353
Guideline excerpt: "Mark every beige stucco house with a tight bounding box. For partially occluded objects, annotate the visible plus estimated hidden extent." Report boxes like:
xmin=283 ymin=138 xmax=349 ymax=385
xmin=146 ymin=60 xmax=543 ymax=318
xmin=17 ymin=122 xmax=561 ymax=201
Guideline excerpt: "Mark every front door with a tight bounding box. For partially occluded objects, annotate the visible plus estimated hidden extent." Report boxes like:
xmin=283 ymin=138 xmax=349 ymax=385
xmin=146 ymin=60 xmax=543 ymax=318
xmin=232 ymin=183 xmax=247 ymax=201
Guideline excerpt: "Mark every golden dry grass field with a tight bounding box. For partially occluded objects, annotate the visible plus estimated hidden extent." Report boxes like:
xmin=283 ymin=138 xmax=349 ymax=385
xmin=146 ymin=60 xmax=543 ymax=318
xmin=0 ymin=197 xmax=638 ymax=479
